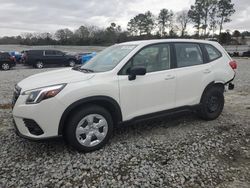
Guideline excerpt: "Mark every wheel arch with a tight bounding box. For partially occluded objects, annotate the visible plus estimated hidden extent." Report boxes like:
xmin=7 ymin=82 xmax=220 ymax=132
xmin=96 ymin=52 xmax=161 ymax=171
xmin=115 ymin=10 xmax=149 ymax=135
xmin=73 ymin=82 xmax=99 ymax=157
xmin=200 ymin=81 xmax=225 ymax=103
xmin=58 ymin=96 xmax=122 ymax=135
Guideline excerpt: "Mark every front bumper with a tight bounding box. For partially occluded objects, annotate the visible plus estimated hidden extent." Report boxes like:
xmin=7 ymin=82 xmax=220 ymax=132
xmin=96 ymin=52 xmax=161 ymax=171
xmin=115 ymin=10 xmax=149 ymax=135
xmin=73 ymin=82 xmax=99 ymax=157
xmin=12 ymin=118 xmax=61 ymax=141
xmin=12 ymin=94 xmax=66 ymax=140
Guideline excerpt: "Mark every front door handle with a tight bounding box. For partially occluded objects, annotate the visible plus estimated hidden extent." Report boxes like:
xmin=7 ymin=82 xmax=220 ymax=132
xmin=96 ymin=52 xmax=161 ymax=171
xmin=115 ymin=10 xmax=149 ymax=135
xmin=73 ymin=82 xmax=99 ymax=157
xmin=203 ymin=69 xmax=211 ymax=74
xmin=165 ymin=75 xmax=175 ymax=80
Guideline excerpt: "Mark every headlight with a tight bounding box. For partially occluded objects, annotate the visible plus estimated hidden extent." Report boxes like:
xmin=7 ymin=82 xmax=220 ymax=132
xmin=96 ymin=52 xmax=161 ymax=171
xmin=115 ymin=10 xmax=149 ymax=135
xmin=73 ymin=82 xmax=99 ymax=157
xmin=22 ymin=84 xmax=66 ymax=104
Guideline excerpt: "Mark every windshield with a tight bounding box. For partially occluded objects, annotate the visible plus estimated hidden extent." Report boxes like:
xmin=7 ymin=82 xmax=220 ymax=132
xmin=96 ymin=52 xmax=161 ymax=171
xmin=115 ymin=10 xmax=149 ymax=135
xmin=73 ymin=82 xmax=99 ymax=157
xmin=80 ymin=45 xmax=136 ymax=72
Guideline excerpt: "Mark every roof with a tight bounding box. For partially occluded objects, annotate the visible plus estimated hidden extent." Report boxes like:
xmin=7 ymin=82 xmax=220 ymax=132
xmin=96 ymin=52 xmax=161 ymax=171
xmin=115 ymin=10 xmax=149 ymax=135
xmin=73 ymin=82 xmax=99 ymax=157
xmin=118 ymin=39 xmax=218 ymax=46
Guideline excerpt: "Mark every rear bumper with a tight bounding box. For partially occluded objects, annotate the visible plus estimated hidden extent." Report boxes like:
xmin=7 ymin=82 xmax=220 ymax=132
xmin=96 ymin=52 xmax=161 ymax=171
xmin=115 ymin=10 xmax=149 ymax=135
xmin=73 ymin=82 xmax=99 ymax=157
xmin=224 ymin=73 xmax=235 ymax=90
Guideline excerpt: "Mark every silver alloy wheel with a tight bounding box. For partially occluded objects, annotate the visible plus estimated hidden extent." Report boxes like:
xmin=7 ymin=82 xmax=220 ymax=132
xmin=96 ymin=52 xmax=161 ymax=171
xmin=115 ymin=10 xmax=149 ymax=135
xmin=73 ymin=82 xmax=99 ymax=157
xmin=75 ymin=114 xmax=108 ymax=147
xmin=2 ymin=63 xmax=10 ymax=70
xmin=69 ymin=61 xmax=76 ymax=67
xmin=36 ymin=61 xmax=43 ymax=69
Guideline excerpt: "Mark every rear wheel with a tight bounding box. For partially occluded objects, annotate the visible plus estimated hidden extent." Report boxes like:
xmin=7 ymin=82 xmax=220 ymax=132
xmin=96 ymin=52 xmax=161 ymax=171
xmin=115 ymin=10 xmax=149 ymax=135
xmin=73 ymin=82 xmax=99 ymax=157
xmin=1 ymin=63 xmax=10 ymax=70
xmin=64 ymin=105 xmax=113 ymax=152
xmin=35 ymin=61 xmax=44 ymax=69
xmin=198 ymin=86 xmax=224 ymax=120
xmin=68 ymin=60 xmax=76 ymax=67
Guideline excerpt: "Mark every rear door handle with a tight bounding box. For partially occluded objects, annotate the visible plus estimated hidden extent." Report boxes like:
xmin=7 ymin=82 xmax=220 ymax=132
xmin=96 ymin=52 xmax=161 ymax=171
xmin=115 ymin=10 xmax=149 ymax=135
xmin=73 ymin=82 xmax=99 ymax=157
xmin=203 ymin=69 xmax=211 ymax=74
xmin=165 ymin=75 xmax=175 ymax=80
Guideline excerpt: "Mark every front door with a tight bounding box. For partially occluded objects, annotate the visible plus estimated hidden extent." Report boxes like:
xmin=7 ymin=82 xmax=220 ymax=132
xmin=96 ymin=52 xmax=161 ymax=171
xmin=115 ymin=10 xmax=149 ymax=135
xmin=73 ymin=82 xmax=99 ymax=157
xmin=118 ymin=43 xmax=176 ymax=121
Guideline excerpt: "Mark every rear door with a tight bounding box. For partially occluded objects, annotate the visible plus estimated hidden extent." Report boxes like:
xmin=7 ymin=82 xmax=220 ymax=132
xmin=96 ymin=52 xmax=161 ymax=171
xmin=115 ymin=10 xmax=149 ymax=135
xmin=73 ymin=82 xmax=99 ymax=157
xmin=44 ymin=50 xmax=64 ymax=65
xmin=44 ymin=50 xmax=55 ymax=64
xmin=173 ymin=43 xmax=214 ymax=107
xmin=54 ymin=51 xmax=66 ymax=65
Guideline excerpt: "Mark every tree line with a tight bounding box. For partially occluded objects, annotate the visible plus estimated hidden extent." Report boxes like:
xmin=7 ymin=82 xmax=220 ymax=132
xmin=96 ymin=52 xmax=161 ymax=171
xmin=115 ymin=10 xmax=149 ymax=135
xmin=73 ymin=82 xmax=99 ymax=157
xmin=0 ymin=0 xmax=245 ymax=46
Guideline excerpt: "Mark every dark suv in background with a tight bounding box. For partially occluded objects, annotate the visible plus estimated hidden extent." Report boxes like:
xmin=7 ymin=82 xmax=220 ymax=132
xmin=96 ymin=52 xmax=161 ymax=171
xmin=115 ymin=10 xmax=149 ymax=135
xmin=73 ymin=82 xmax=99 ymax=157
xmin=0 ymin=52 xmax=16 ymax=70
xmin=23 ymin=50 xmax=78 ymax=69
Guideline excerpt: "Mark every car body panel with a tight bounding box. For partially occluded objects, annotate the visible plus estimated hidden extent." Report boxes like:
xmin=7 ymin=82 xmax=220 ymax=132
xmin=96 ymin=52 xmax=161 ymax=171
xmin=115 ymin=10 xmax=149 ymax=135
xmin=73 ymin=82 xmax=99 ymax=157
xmin=18 ymin=68 xmax=95 ymax=91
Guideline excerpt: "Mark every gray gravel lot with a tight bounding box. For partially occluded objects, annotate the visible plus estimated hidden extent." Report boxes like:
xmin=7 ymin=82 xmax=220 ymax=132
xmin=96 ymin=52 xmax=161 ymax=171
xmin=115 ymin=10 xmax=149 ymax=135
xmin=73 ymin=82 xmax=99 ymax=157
xmin=0 ymin=59 xmax=250 ymax=187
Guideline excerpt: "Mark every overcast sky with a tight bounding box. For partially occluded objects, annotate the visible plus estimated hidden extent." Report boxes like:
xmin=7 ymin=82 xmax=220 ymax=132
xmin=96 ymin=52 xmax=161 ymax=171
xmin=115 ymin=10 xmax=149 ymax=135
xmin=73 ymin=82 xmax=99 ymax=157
xmin=0 ymin=0 xmax=249 ymax=36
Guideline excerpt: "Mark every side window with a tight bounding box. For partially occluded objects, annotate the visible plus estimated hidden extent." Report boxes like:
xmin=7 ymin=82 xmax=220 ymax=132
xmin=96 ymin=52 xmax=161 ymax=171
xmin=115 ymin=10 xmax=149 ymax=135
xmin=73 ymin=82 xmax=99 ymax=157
xmin=0 ymin=53 xmax=10 ymax=59
xmin=45 ymin=50 xmax=56 ymax=56
xmin=121 ymin=44 xmax=171 ymax=74
xmin=175 ymin=43 xmax=203 ymax=68
xmin=45 ymin=50 xmax=51 ymax=56
xmin=204 ymin=44 xmax=222 ymax=61
xmin=55 ymin=51 xmax=64 ymax=56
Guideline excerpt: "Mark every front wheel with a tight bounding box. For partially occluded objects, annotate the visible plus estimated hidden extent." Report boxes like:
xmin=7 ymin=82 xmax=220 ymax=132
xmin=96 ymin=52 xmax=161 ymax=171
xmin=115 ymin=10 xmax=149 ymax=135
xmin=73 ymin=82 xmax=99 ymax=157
xmin=64 ymin=105 xmax=113 ymax=152
xmin=198 ymin=86 xmax=224 ymax=120
xmin=1 ymin=63 xmax=10 ymax=70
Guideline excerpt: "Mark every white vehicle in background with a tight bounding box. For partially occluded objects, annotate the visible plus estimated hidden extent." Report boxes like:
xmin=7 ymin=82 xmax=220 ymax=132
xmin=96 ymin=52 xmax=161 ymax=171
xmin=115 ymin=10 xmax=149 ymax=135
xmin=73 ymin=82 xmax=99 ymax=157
xmin=12 ymin=39 xmax=237 ymax=152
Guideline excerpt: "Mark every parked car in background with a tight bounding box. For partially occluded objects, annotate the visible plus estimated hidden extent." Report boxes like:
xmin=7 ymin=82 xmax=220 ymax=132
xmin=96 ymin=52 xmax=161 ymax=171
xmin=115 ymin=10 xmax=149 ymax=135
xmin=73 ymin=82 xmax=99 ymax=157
xmin=242 ymin=50 xmax=250 ymax=57
xmin=23 ymin=50 xmax=79 ymax=68
xmin=75 ymin=52 xmax=97 ymax=64
xmin=75 ymin=52 xmax=90 ymax=62
xmin=0 ymin=52 xmax=16 ymax=70
xmin=81 ymin=52 xmax=97 ymax=64
xmin=9 ymin=51 xmax=22 ymax=63
xmin=12 ymin=39 xmax=236 ymax=152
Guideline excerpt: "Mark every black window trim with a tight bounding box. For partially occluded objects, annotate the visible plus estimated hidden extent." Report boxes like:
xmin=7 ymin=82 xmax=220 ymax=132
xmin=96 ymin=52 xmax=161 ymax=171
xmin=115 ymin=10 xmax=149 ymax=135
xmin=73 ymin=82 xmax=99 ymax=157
xmin=118 ymin=42 xmax=174 ymax=75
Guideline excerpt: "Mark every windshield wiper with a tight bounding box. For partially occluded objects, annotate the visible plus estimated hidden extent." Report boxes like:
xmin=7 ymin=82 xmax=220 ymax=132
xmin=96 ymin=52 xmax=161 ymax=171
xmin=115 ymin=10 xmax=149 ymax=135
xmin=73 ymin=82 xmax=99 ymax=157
xmin=72 ymin=66 xmax=94 ymax=73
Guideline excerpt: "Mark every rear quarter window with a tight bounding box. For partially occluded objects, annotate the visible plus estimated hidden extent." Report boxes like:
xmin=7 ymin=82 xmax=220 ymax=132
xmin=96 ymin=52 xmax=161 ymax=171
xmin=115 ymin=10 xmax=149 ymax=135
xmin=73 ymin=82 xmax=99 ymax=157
xmin=175 ymin=43 xmax=203 ymax=68
xmin=204 ymin=44 xmax=222 ymax=61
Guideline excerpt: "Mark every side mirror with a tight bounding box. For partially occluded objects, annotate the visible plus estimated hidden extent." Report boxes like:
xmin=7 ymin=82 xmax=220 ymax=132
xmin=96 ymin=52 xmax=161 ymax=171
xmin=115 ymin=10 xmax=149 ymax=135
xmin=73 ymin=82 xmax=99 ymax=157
xmin=128 ymin=66 xmax=146 ymax=81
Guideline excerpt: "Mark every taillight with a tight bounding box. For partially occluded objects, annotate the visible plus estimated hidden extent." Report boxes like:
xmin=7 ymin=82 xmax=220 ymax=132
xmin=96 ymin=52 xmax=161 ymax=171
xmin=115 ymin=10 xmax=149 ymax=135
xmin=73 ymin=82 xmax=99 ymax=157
xmin=229 ymin=60 xmax=237 ymax=70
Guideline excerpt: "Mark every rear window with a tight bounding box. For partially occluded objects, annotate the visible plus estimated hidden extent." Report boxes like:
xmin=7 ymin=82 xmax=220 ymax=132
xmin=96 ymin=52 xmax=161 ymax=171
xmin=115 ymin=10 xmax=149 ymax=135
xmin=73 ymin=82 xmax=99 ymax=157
xmin=175 ymin=43 xmax=203 ymax=68
xmin=204 ymin=44 xmax=222 ymax=61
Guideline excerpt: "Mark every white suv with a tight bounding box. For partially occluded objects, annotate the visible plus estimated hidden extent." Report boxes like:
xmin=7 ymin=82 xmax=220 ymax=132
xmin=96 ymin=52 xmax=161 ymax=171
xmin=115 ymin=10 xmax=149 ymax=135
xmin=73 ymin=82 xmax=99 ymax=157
xmin=12 ymin=39 xmax=237 ymax=152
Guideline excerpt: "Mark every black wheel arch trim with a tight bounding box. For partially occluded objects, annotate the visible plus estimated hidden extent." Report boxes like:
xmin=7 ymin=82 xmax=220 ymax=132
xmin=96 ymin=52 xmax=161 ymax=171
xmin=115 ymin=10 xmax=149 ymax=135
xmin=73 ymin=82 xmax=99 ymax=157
xmin=58 ymin=96 xmax=122 ymax=135
xmin=224 ymin=74 xmax=236 ymax=85
xmin=200 ymin=80 xmax=229 ymax=103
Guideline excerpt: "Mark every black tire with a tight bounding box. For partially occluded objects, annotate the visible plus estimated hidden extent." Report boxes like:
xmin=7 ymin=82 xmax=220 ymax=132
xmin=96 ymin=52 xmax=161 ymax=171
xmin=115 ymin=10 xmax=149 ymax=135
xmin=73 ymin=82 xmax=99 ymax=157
xmin=1 ymin=63 xmax=10 ymax=70
xmin=35 ymin=61 xmax=44 ymax=69
xmin=64 ymin=105 xmax=113 ymax=152
xmin=198 ymin=86 xmax=224 ymax=120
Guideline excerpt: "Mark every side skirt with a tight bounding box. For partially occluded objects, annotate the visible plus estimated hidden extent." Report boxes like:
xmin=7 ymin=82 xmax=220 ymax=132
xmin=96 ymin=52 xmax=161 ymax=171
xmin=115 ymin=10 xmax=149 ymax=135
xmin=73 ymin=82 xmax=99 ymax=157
xmin=120 ymin=104 xmax=202 ymax=126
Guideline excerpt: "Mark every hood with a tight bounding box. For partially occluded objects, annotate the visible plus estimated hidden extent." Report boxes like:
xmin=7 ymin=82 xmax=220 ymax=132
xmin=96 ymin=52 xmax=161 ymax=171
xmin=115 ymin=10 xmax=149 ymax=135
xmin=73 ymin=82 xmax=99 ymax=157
xmin=18 ymin=68 xmax=95 ymax=91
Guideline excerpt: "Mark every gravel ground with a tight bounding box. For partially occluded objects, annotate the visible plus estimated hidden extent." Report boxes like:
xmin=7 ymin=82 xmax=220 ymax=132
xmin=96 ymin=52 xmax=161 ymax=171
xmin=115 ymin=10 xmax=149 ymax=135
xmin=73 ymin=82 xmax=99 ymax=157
xmin=0 ymin=59 xmax=250 ymax=188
